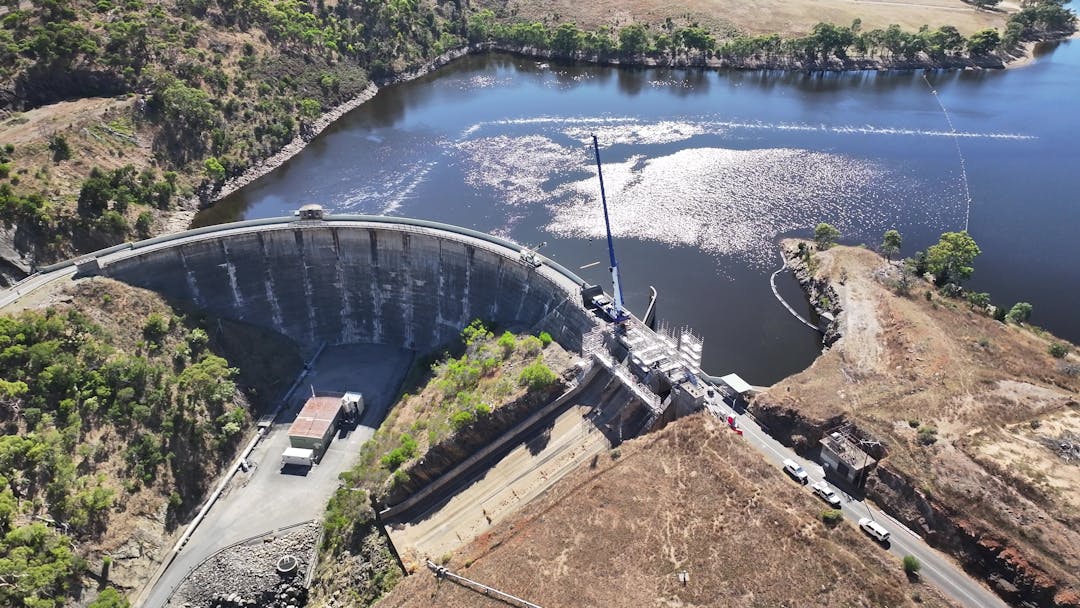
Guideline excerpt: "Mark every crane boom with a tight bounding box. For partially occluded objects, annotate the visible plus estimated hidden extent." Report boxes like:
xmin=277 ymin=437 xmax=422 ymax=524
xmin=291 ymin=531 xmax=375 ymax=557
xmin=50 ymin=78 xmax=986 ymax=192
xmin=592 ymin=134 xmax=628 ymax=322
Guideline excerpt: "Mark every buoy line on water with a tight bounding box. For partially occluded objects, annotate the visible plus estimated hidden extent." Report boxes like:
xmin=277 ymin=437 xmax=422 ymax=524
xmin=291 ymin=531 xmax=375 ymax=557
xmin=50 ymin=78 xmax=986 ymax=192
xmin=923 ymin=73 xmax=974 ymax=232
xmin=770 ymin=252 xmax=821 ymax=333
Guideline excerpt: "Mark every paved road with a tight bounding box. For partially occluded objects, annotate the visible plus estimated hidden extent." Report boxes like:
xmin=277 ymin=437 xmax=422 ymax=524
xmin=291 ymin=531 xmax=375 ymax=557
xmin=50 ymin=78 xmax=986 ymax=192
xmin=704 ymin=398 xmax=1008 ymax=608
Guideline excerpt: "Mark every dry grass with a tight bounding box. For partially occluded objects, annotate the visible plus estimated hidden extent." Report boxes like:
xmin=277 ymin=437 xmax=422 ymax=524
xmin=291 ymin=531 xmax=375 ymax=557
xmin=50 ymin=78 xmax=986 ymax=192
xmin=482 ymin=0 xmax=1009 ymax=37
xmin=375 ymin=414 xmax=954 ymax=608
xmin=761 ymin=242 xmax=1080 ymax=598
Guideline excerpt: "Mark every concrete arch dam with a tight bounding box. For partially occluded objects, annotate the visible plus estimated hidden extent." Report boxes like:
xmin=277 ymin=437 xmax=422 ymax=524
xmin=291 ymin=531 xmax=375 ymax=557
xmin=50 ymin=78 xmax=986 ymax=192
xmin=94 ymin=216 xmax=598 ymax=354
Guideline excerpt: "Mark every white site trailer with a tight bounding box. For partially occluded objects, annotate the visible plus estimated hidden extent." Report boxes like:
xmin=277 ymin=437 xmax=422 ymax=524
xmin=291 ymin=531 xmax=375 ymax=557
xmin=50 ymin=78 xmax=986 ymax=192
xmin=281 ymin=446 xmax=315 ymax=468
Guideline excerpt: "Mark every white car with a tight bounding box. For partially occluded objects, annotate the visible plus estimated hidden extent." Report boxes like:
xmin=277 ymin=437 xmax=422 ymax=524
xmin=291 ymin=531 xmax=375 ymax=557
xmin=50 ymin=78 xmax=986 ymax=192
xmin=812 ymin=481 xmax=842 ymax=507
xmin=858 ymin=517 xmax=891 ymax=543
xmin=782 ymin=459 xmax=808 ymax=484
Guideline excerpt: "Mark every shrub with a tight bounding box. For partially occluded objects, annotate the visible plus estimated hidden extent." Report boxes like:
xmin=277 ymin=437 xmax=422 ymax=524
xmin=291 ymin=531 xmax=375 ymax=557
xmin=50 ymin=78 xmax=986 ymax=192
xmin=821 ymin=509 xmax=843 ymax=526
xmin=88 ymin=586 xmax=129 ymax=608
xmin=537 ymin=331 xmax=553 ymax=347
xmin=461 ymin=319 xmax=492 ymax=347
xmin=518 ymin=360 xmax=556 ymax=390
xmin=519 ymin=335 xmax=543 ymax=356
xmin=907 ymin=419 xmax=920 ymax=428
xmin=916 ymin=426 xmax=938 ymax=446
xmin=1048 ymin=342 xmax=1069 ymax=359
xmin=449 ymin=409 xmax=474 ymax=430
xmin=380 ymin=433 xmax=418 ymax=471
xmin=135 ymin=211 xmax=153 ymax=237
xmin=97 ymin=210 xmax=128 ymax=233
xmin=903 ymin=554 xmax=922 ymax=576
xmin=497 ymin=331 xmax=516 ymax=357
xmin=142 ymin=314 xmax=169 ymax=344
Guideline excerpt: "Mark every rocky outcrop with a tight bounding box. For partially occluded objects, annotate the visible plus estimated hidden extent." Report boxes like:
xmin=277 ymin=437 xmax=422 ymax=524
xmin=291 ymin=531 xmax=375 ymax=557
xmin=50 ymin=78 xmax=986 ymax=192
xmin=867 ymin=464 xmax=1079 ymax=608
xmin=782 ymin=240 xmax=843 ymax=345
xmin=5 ymin=67 xmax=126 ymax=112
xmin=748 ymin=395 xmax=845 ymax=454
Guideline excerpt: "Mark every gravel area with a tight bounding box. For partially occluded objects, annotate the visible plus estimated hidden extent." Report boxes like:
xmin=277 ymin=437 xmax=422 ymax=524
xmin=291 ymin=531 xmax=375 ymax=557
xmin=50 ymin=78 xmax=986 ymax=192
xmin=168 ymin=522 xmax=321 ymax=608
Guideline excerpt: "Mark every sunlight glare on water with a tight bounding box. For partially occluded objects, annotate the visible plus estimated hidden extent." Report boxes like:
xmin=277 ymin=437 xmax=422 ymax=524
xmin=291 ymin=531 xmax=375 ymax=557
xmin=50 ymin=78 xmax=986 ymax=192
xmin=453 ymin=118 xmax=952 ymax=266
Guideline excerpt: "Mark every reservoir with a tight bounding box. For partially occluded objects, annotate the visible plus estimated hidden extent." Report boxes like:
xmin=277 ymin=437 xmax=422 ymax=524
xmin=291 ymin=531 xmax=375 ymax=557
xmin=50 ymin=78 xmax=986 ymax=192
xmin=196 ymin=41 xmax=1080 ymax=385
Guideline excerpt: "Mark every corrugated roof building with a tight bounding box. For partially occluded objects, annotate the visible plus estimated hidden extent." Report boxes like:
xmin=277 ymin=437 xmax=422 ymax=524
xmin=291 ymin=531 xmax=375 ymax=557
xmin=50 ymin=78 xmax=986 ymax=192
xmin=288 ymin=396 xmax=341 ymax=460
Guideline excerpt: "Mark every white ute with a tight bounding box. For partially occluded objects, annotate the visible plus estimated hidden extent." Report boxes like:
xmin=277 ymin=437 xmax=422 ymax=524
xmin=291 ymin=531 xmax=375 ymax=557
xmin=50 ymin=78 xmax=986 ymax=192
xmin=782 ymin=458 xmax=809 ymax=484
xmin=858 ymin=517 xmax=891 ymax=543
xmin=812 ymin=481 xmax=842 ymax=507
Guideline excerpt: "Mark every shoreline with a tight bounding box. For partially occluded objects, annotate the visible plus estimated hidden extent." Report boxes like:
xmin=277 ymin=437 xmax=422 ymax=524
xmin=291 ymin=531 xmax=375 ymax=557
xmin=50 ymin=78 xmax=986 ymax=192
xmin=172 ymin=31 xmax=1071 ymax=227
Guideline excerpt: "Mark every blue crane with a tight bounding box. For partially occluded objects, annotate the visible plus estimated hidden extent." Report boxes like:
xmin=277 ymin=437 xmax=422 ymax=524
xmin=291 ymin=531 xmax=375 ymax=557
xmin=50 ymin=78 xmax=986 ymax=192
xmin=592 ymin=134 xmax=629 ymax=323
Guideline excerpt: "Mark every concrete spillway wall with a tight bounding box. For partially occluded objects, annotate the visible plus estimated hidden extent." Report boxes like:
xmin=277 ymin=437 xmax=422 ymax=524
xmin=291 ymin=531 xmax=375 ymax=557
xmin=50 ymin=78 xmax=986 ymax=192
xmin=99 ymin=218 xmax=596 ymax=354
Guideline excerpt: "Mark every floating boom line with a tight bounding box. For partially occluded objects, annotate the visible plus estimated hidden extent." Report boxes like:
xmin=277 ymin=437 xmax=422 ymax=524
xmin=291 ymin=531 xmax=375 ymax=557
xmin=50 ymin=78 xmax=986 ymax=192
xmin=922 ymin=74 xmax=974 ymax=232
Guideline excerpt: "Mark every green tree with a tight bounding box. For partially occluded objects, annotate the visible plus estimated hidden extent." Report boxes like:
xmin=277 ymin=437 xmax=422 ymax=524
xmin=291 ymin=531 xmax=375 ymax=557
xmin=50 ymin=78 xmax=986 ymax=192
xmin=881 ymin=229 xmax=902 ymax=261
xmin=618 ymin=24 xmax=650 ymax=57
xmin=967 ymin=28 xmax=1002 ymax=55
xmin=1007 ymin=302 xmax=1033 ymax=324
xmin=203 ymin=157 xmax=225 ymax=181
xmin=551 ymin=23 xmax=583 ymax=54
xmin=678 ymin=26 xmax=715 ymax=58
xmin=77 ymin=167 xmax=113 ymax=216
xmin=971 ymin=0 xmax=1003 ymax=9
xmin=813 ymin=222 xmax=840 ymax=249
xmin=48 ymin=135 xmax=72 ymax=162
xmin=965 ymin=291 xmax=991 ymax=311
xmin=926 ymin=231 xmax=980 ymax=285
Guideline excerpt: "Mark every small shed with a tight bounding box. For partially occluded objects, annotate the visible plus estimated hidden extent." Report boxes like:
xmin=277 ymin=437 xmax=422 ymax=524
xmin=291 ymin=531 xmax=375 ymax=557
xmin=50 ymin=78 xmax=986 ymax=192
xmin=719 ymin=373 xmax=753 ymax=396
xmin=288 ymin=396 xmax=342 ymax=460
xmin=820 ymin=429 xmax=877 ymax=488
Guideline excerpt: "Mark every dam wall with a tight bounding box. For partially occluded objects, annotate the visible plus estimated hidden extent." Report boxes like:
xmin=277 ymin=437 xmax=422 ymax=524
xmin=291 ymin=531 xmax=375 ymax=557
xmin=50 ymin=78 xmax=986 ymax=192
xmin=99 ymin=217 xmax=597 ymax=354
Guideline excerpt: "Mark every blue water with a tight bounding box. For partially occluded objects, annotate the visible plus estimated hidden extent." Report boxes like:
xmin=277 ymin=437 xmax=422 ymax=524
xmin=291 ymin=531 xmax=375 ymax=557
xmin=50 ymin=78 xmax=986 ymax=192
xmin=198 ymin=40 xmax=1080 ymax=385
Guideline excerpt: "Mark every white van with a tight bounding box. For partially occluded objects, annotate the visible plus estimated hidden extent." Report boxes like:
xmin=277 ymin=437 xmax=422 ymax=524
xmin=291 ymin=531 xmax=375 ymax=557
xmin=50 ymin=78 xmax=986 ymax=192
xmin=782 ymin=458 xmax=809 ymax=484
xmin=858 ymin=517 xmax=891 ymax=543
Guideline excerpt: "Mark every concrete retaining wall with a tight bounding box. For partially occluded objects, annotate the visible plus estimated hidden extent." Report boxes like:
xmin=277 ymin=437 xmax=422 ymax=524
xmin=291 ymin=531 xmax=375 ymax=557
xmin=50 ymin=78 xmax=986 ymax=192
xmin=101 ymin=220 xmax=596 ymax=354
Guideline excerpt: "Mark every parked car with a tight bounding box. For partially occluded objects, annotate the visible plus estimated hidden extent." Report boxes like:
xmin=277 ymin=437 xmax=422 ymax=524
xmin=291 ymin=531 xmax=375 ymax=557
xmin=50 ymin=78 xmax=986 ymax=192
xmin=812 ymin=481 xmax=842 ymax=507
xmin=782 ymin=458 xmax=808 ymax=484
xmin=858 ymin=517 xmax=891 ymax=543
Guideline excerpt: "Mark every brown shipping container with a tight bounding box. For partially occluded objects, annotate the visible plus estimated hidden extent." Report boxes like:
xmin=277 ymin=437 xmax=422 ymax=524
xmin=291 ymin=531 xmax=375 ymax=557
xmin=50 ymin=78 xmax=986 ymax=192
xmin=287 ymin=397 xmax=341 ymax=460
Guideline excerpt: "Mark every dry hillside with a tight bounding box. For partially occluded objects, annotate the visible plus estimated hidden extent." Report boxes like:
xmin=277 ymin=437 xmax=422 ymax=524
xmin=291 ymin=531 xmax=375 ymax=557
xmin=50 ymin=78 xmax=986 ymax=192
xmin=374 ymin=414 xmax=955 ymax=608
xmin=482 ymin=0 xmax=1009 ymax=37
xmin=753 ymin=242 xmax=1080 ymax=607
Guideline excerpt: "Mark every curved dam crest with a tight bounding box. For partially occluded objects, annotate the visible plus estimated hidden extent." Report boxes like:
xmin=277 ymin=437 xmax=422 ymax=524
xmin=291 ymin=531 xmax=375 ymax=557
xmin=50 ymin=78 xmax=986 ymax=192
xmin=97 ymin=217 xmax=597 ymax=354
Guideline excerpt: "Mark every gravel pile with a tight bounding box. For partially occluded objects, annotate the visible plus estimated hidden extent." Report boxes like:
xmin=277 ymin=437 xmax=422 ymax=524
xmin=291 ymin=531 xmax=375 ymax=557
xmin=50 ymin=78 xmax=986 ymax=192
xmin=169 ymin=522 xmax=321 ymax=608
